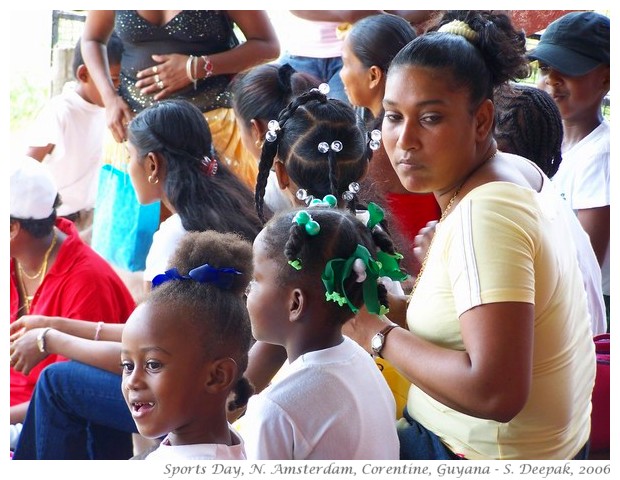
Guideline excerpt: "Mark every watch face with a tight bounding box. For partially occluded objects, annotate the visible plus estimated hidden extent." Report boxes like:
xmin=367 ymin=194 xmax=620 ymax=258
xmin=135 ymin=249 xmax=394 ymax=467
xmin=371 ymin=334 xmax=383 ymax=352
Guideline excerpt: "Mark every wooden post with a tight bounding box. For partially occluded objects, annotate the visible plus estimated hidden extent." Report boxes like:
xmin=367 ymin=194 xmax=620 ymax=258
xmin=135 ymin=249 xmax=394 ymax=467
xmin=51 ymin=45 xmax=75 ymax=97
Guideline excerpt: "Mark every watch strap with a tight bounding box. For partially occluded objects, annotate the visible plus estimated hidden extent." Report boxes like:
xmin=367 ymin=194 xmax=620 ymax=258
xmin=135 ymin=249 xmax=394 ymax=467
xmin=372 ymin=323 xmax=398 ymax=358
xmin=37 ymin=327 xmax=52 ymax=354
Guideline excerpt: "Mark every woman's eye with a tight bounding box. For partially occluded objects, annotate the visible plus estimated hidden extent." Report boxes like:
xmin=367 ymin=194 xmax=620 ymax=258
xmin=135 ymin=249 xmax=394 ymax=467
xmin=383 ymin=112 xmax=402 ymax=123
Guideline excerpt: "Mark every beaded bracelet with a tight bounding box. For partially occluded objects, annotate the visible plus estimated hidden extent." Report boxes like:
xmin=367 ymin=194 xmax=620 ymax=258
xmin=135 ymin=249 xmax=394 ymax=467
xmin=202 ymin=55 xmax=214 ymax=78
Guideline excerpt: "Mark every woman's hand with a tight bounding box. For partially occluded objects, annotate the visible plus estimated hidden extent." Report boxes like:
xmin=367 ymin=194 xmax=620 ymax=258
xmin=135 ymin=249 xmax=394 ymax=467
xmin=10 ymin=328 xmax=49 ymax=376
xmin=104 ymin=95 xmax=134 ymax=143
xmin=9 ymin=315 xmax=50 ymax=343
xmin=413 ymin=220 xmax=437 ymax=264
xmin=136 ymin=54 xmax=193 ymax=101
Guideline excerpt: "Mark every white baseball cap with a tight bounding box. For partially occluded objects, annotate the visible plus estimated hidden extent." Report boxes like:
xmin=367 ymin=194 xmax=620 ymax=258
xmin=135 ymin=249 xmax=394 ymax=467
xmin=10 ymin=156 xmax=58 ymax=220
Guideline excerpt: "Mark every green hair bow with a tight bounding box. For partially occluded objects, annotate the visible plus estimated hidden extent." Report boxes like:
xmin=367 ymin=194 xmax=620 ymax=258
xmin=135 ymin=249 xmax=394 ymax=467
xmin=322 ymin=244 xmax=407 ymax=316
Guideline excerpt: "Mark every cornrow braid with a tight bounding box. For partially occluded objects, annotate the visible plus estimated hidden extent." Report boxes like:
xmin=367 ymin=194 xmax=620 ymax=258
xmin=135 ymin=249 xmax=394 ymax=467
xmin=494 ymin=83 xmax=563 ymax=178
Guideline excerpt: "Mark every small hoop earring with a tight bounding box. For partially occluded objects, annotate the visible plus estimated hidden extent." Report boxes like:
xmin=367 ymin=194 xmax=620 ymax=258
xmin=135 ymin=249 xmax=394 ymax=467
xmin=255 ymin=139 xmax=264 ymax=149
xmin=148 ymin=175 xmax=159 ymax=185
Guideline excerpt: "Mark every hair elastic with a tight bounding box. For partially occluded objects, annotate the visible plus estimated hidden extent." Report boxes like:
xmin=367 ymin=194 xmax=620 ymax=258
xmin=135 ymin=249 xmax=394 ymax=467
xmin=368 ymin=129 xmax=382 ymax=151
xmin=202 ymin=156 xmax=218 ymax=176
xmin=342 ymin=182 xmax=360 ymax=202
xmin=437 ymin=20 xmax=479 ymax=42
xmin=152 ymin=263 xmax=241 ymax=290
xmin=265 ymin=119 xmax=281 ymax=143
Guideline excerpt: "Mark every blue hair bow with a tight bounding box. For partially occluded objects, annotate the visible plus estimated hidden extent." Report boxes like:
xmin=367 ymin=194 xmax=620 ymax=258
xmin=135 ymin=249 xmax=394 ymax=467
xmin=151 ymin=263 xmax=242 ymax=290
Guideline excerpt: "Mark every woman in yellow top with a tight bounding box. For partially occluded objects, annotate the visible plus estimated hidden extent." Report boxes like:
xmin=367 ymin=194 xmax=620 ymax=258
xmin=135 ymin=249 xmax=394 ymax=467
xmin=347 ymin=11 xmax=596 ymax=460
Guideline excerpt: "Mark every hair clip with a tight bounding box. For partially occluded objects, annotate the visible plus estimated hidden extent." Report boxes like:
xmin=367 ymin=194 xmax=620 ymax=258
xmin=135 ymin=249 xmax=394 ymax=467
xmin=151 ymin=264 xmax=242 ymax=290
xmin=309 ymin=194 xmax=337 ymax=208
xmin=318 ymin=140 xmax=343 ymax=154
xmin=368 ymin=129 xmax=382 ymax=151
xmin=311 ymin=83 xmax=330 ymax=95
xmin=265 ymin=119 xmax=281 ymax=143
xmin=437 ymin=19 xmax=479 ymax=42
xmin=288 ymin=259 xmax=302 ymax=271
xmin=342 ymin=182 xmax=360 ymax=202
xmin=292 ymin=210 xmax=321 ymax=236
xmin=202 ymin=156 xmax=218 ymax=176
xmin=295 ymin=188 xmax=314 ymax=206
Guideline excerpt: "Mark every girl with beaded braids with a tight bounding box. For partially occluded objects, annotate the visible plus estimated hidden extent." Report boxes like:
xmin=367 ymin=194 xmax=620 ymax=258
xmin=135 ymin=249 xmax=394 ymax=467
xmin=121 ymin=230 xmax=254 ymax=459
xmin=345 ymin=10 xmax=595 ymax=459
xmin=230 ymin=63 xmax=321 ymax=214
xmin=126 ymin=98 xmax=263 ymax=292
xmin=241 ymin=207 xmax=404 ymax=459
xmin=254 ymin=86 xmax=376 ymax=224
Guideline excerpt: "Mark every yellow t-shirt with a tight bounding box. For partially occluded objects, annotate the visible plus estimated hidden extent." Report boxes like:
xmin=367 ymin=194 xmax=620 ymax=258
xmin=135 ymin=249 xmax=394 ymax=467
xmin=407 ymin=181 xmax=596 ymax=460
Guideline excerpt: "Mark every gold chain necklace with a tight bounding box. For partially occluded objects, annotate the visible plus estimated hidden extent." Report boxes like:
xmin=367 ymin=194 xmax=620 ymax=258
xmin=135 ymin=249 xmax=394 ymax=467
xmin=17 ymin=230 xmax=57 ymax=280
xmin=16 ymin=229 xmax=58 ymax=315
xmin=407 ymin=150 xmax=497 ymax=304
xmin=17 ymin=268 xmax=34 ymax=315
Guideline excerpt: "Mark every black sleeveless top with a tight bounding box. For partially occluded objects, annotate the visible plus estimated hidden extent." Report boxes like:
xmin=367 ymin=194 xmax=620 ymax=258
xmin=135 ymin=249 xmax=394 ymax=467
xmin=115 ymin=10 xmax=239 ymax=113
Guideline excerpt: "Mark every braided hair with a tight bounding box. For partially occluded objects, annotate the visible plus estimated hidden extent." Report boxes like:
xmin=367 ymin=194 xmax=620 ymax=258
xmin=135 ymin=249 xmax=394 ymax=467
xmin=148 ymin=230 xmax=255 ymax=411
xmin=128 ymin=99 xmax=263 ymax=242
xmin=495 ymin=83 xmax=563 ymax=178
xmin=255 ymin=89 xmax=372 ymax=223
xmin=260 ymin=208 xmax=402 ymax=324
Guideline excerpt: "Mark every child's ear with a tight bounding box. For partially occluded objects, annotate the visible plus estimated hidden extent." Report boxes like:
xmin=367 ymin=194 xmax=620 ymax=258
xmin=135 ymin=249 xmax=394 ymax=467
xmin=274 ymin=161 xmax=290 ymax=190
xmin=368 ymin=65 xmax=383 ymax=90
xmin=204 ymin=357 xmax=238 ymax=394
xmin=250 ymin=118 xmax=266 ymax=148
xmin=75 ymin=64 xmax=89 ymax=83
xmin=289 ymin=288 xmax=305 ymax=322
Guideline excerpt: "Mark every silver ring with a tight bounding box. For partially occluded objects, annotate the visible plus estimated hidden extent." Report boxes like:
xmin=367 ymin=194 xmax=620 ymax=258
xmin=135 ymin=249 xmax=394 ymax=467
xmin=152 ymin=65 xmax=158 ymax=74
xmin=157 ymin=80 xmax=164 ymax=90
xmin=154 ymin=74 xmax=160 ymax=83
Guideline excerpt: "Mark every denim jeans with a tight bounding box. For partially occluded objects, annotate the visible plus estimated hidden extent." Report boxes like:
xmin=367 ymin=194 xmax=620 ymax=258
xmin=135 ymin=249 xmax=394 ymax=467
xmin=279 ymin=53 xmax=348 ymax=103
xmin=12 ymin=360 xmax=136 ymax=459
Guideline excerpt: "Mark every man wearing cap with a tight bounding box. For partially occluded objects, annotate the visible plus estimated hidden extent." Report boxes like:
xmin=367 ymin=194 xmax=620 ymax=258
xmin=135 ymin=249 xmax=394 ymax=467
xmin=9 ymin=156 xmax=136 ymax=426
xmin=528 ymin=11 xmax=610 ymax=330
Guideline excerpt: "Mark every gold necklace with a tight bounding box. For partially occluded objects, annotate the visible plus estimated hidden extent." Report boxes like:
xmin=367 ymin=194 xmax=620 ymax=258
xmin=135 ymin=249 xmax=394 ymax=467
xmin=17 ymin=269 xmax=34 ymax=315
xmin=17 ymin=230 xmax=57 ymax=280
xmin=407 ymin=150 xmax=497 ymax=303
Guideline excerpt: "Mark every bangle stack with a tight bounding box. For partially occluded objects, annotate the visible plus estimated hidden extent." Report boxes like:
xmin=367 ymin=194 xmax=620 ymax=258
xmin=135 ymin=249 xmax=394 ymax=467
xmin=186 ymin=55 xmax=214 ymax=89
xmin=185 ymin=55 xmax=198 ymax=90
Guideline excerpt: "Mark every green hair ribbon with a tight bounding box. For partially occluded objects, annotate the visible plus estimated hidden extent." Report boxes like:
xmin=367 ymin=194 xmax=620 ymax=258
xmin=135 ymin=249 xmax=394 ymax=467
xmin=366 ymin=202 xmax=385 ymax=230
xmin=322 ymin=244 xmax=386 ymax=315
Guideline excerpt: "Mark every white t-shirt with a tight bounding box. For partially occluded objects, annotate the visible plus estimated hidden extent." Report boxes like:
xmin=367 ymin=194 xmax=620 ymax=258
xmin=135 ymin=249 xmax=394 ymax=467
xmin=27 ymin=83 xmax=106 ymax=216
xmin=240 ymin=336 xmax=399 ymax=460
xmin=544 ymin=180 xmax=607 ymax=335
xmin=143 ymin=213 xmax=187 ymax=282
xmin=146 ymin=428 xmax=246 ymax=460
xmin=552 ymin=120 xmax=610 ymax=295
